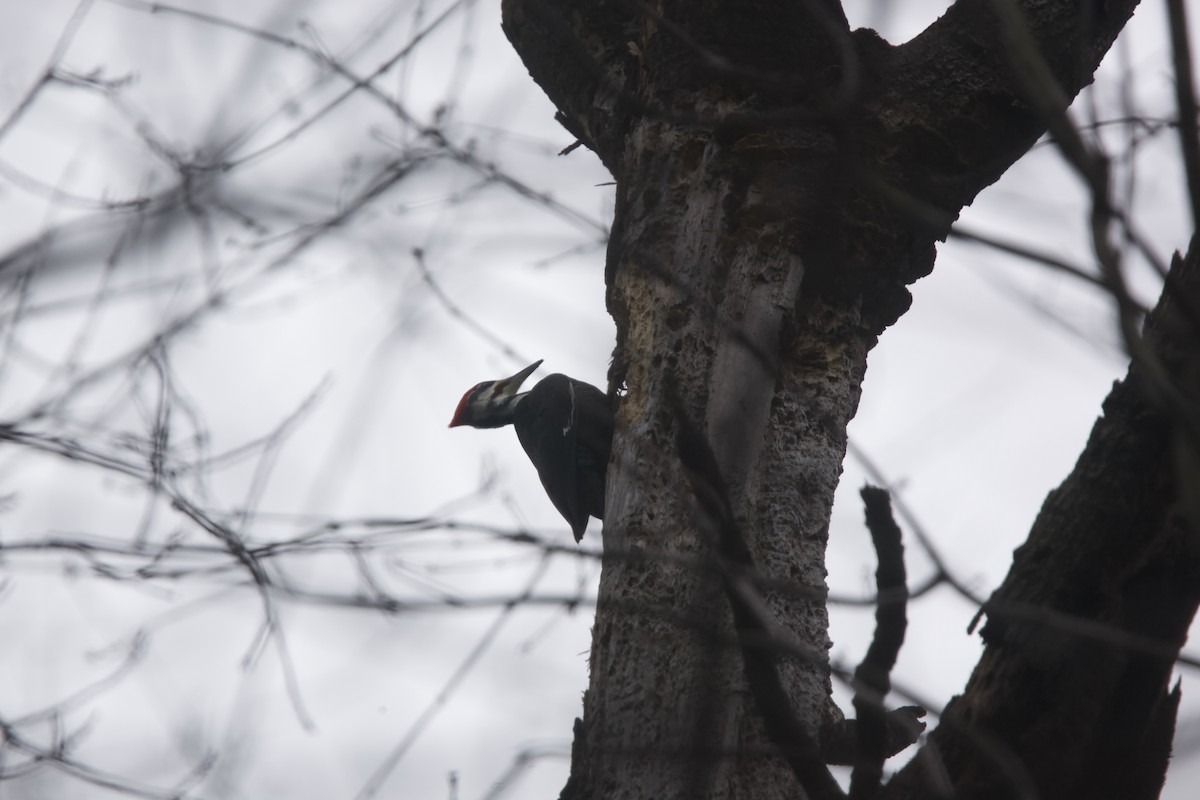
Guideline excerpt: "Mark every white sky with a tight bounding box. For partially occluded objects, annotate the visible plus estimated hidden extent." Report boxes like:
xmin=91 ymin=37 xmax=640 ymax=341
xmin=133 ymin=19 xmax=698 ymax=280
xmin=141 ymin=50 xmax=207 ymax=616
xmin=0 ymin=0 xmax=1196 ymax=798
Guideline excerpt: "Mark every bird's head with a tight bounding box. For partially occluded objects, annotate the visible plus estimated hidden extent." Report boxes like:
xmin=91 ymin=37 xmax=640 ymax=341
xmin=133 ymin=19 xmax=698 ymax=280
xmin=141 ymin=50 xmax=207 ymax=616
xmin=449 ymin=359 xmax=543 ymax=429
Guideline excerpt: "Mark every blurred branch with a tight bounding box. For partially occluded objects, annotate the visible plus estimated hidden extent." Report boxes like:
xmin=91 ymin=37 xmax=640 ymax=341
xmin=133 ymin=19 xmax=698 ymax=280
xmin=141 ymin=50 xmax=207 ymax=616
xmin=949 ymin=224 xmax=1121 ymax=297
xmin=988 ymin=1 xmax=1200 ymax=458
xmin=412 ymin=248 xmax=532 ymax=364
xmin=353 ymin=553 xmax=553 ymax=800
xmin=0 ymin=714 xmax=210 ymax=800
xmin=0 ymin=0 xmax=96 ymax=145
xmin=1165 ymin=0 xmax=1200 ymax=232
xmin=477 ymin=746 xmax=571 ymax=800
xmin=847 ymin=439 xmax=985 ymax=607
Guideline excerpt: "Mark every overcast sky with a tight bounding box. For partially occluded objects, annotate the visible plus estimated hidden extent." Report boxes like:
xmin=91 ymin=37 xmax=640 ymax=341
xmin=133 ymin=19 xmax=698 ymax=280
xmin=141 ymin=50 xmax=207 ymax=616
xmin=0 ymin=1 xmax=1196 ymax=798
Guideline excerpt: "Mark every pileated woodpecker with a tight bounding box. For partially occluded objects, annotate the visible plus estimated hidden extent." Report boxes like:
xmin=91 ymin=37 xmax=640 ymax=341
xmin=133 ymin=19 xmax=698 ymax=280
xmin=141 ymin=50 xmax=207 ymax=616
xmin=449 ymin=360 xmax=613 ymax=541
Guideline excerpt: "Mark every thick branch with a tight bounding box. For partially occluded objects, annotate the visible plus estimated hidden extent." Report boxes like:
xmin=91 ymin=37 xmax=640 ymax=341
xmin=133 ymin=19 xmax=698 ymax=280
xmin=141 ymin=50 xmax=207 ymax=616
xmin=501 ymin=0 xmax=855 ymax=174
xmin=884 ymin=237 xmax=1200 ymax=799
xmin=875 ymin=0 xmax=1142 ymax=222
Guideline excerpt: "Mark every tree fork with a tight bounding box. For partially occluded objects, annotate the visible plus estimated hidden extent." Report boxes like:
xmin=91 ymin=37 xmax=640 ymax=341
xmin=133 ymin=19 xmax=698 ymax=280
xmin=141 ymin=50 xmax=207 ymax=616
xmin=502 ymin=2 xmax=1150 ymax=799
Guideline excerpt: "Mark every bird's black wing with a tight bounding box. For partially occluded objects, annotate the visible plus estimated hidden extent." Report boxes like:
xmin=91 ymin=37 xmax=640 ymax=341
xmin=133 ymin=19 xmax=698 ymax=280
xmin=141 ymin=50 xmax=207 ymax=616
xmin=514 ymin=374 xmax=609 ymax=541
xmin=568 ymin=379 xmax=612 ymax=521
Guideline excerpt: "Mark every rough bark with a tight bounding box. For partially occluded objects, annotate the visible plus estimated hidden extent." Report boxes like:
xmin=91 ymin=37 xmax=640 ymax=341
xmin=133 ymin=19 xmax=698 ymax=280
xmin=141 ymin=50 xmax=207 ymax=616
xmin=500 ymin=1 xmax=1156 ymax=799
xmin=883 ymin=237 xmax=1200 ymax=800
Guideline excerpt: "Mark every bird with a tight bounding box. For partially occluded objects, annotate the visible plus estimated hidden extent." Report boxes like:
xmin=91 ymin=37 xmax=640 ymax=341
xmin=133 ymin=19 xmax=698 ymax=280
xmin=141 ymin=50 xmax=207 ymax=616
xmin=449 ymin=360 xmax=613 ymax=541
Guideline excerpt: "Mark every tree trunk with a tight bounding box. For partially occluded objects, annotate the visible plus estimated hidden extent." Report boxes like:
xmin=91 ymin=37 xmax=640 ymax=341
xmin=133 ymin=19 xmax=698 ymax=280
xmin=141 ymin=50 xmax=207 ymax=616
xmin=498 ymin=1 xmax=1183 ymax=798
xmin=582 ymin=126 xmax=872 ymax=798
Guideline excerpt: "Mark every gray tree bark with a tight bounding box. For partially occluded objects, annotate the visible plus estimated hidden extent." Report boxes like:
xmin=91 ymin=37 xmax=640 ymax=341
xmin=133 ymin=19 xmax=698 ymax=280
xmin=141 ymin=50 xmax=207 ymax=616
xmin=498 ymin=1 xmax=1197 ymax=799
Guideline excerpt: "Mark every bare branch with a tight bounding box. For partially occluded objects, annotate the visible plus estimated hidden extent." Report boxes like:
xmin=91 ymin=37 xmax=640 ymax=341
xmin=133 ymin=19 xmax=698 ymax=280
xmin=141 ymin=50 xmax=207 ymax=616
xmin=849 ymin=486 xmax=909 ymax=800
